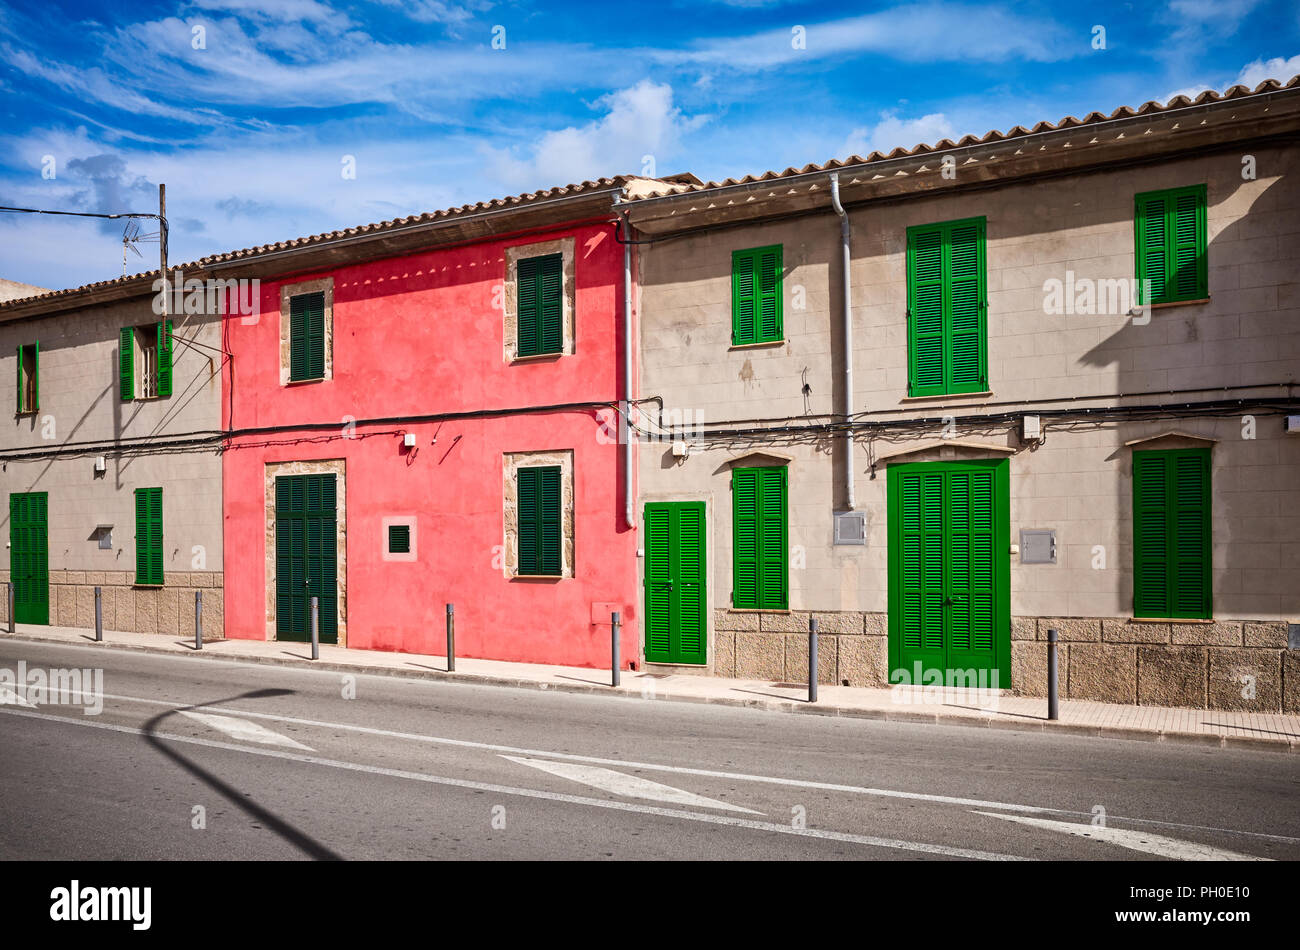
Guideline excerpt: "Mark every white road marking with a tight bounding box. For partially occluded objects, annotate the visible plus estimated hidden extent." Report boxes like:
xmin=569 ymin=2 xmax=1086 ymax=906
xmin=179 ymin=710 xmax=313 ymax=750
xmin=0 ymin=685 xmax=36 ymax=708
xmin=0 ymin=706 xmax=1026 ymax=861
xmin=503 ymin=755 xmax=762 ymax=814
xmin=975 ymin=812 xmax=1271 ymax=861
xmin=22 ymin=677 xmax=1300 ymax=847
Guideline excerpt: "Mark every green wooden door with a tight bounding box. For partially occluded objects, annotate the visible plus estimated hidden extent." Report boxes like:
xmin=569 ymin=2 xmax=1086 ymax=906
xmin=10 ymin=492 xmax=49 ymax=625
xmin=275 ymin=474 xmax=338 ymax=643
xmin=888 ymin=460 xmax=1009 ymax=687
xmin=644 ymin=502 xmax=707 ymax=664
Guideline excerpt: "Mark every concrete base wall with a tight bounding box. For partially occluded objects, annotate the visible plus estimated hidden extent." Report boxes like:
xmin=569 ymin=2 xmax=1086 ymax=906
xmin=716 ymin=609 xmax=1296 ymax=712
xmin=0 ymin=569 xmax=224 ymax=637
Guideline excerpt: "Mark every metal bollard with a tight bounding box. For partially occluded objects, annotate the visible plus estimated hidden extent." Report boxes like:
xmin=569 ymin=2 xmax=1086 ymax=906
xmin=94 ymin=587 xmax=102 ymax=641
xmin=611 ymin=611 xmax=621 ymax=688
xmin=446 ymin=603 xmax=455 ymax=672
xmin=195 ymin=590 xmax=203 ymax=650
xmin=310 ymin=596 xmax=319 ymax=661
xmin=6 ymin=582 xmax=13 ymax=633
xmin=808 ymin=617 xmax=819 ymax=703
xmin=1047 ymin=627 xmax=1059 ymax=720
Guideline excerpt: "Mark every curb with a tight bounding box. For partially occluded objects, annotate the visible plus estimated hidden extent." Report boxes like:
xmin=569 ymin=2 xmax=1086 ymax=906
xmin=3 ymin=631 xmax=1296 ymax=753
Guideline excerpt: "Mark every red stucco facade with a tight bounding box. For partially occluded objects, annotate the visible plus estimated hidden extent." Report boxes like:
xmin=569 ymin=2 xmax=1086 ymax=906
xmin=221 ymin=218 xmax=639 ymax=667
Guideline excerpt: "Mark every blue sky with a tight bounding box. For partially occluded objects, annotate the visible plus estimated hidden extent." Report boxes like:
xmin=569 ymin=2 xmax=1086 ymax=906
xmin=2 ymin=0 xmax=1297 ymax=290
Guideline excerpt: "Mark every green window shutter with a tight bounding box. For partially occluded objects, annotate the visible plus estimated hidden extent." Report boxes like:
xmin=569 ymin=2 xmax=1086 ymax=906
xmin=947 ymin=221 xmax=986 ymax=390
xmin=15 ymin=345 xmax=23 ymax=412
xmin=732 ymin=466 xmax=787 ymax=609
xmin=388 ymin=524 xmax=410 ymax=554
xmin=1171 ymin=189 xmax=1207 ymax=300
xmin=731 ymin=246 xmax=783 ymax=346
xmin=31 ymin=341 xmax=38 ymax=411
xmin=756 ymin=466 xmax=788 ymax=608
xmin=1135 ymin=185 xmax=1206 ymax=304
xmin=516 ymin=254 xmax=563 ymax=358
xmin=157 ymin=320 xmax=173 ymax=397
xmin=1133 ymin=449 xmax=1211 ymax=619
xmin=289 ymin=292 xmax=325 ymax=381
xmin=907 ymin=219 xmax=986 ymax=396
xmin=134 ymin=487 xmax=164 ymax=585
xmin=907 ymin=228 xmax=945 ymax=395
xmin=120 ymin=327 xmax=134 ymax=401
xmin=732 ymin=468 xmax=759 ymax=606
xmin=517 ymin=465 xmax=562 ymax=575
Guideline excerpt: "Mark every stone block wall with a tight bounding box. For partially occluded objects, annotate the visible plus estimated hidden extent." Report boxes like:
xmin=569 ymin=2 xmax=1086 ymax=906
xmin=718 ymin=609 xmax=1297 ymax=712
xmin=713 ymin=609 xmax=889 ymax=687
xmin=0 ymin=569 xmax=224 ymax=638
xmin=1010 ymin=617 xmax=1294 ymax=713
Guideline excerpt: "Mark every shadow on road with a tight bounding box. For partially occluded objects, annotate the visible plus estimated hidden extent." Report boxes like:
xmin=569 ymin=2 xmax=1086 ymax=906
xmin=141 ymin=687 xmax=344 ymax=861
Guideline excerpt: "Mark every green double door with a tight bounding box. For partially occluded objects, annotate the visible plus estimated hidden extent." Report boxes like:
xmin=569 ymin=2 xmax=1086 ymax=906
xmin=9 ymin=492 xmax=49 ymax=625
xmin=643 ymin=502 xmax=706 ymax=665
xmin=888 ymin=460 xmax=1009 ymax=686
xmin=275 ymin=474 xmax=338 ymax=643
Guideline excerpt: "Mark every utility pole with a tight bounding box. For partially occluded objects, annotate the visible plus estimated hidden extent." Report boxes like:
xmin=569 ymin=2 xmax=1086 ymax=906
xmin=159 ymin=183 xmax=168 ymax=319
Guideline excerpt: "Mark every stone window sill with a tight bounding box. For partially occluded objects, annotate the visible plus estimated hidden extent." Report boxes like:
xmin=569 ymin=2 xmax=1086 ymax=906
xmin=729 ymin=340 xmax=785 ymax=351
xmin=1147 ymin=297 xmax=1211 ymax=310
xmin=1131 ymin=616 xmax=1212 ymax=623
xmin=899 ymin=391 xmax=993 ymax=404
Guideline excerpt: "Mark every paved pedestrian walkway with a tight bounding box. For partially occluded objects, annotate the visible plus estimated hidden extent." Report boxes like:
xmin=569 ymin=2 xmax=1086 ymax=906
xmin=3 ymin=622 xmax=1297 ymax=751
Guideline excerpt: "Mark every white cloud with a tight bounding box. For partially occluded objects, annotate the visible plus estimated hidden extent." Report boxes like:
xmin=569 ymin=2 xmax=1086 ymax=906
xmin=1233 ymin=54 xmax=1300 ymax=89
xmin=373 ymin=0 xmax=485 ymax=25
xmin=840 ymin=112 xmax=956 ymax=158
xmin=1161 ymin=53 xmax=1300 ymax=104
xmin=489 ymin=81 xmax=702 ymax=188
xmin=664 ymin=3 xmax=1076 ymax=70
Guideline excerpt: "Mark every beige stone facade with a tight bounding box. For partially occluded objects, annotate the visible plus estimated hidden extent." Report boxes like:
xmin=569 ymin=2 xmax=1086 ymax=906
xmin=628 ymin=99 xmax=1300 ymax=711
xmin=0 ymin=288 xmax=225 ymax=635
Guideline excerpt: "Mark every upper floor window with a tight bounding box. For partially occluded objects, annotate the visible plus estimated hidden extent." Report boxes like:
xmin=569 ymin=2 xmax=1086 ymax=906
xmin=289 ymin=291 xmax=326 ymax=381
xmin=16 ymin=342 xmax=38 ymax=413
xmin=119 ymin=321 xmax=172 ymax=401
xmin=505 ymin=238 xmax=574 ymax=362
xmin=905 ymin=217 xmax=987 ymax=397
xmin=516 ymin=254 xmax=563 ymax=358
xmin=731 ymin=245 xmax=783 ymax=346
xmin=279 ymin=278 xmax=333 ymax=385
xmin=1135 ymin=185 xmax=1207 ymax=305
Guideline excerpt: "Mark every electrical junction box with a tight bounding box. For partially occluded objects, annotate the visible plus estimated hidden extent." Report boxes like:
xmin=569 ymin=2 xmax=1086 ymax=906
xmin=403 ymin=433 xmax=417 ymax=448
xmin=1020 ymin=529 xmax=1056 ymax=564
xmin=1022 ymin=415 xmax=1042 ymax=442
xmin=833 ymin=511 xmax=866 ymax=546
xmin=1285 ymin=416 xmax=1300 ymax=434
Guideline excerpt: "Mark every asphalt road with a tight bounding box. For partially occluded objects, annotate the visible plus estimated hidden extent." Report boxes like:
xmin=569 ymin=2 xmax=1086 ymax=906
xmin=1 ymin=638 xmax=1297 ymax=861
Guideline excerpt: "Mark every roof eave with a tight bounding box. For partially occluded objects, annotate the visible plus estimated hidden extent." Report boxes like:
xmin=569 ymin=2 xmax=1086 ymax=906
xmin=624 ymin=87 xmax=1300 ymax=235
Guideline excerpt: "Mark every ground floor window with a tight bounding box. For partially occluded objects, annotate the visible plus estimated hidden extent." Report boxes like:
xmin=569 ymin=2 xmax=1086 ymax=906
xmin=732 ymin=465 xmax=787 ymax=609
xmin=134 ymin=487 xmax=163 ymax=585
xmin=1132 ymin=448 xmax=1212 ymax=619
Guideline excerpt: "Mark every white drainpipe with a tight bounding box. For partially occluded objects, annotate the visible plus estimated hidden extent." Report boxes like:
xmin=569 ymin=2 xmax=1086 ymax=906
xmin=617 ymin=201 xmax=635 ymax=531
xmin=829 ymin=172 xmax=854 ymax=510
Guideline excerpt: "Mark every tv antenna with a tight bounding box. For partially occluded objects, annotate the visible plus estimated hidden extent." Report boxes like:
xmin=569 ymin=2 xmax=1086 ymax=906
xmin=122 ymin=218 xmax=160 ymax=277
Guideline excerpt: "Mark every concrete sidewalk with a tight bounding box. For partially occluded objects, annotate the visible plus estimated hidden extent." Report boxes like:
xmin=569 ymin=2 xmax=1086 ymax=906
xmin=3 ymin=622 xmax=1297 ymax=752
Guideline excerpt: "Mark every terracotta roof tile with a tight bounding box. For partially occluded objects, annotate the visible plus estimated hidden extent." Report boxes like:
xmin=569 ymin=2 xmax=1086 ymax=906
xmin=623 ymin=76 xmax=1300 ymax=201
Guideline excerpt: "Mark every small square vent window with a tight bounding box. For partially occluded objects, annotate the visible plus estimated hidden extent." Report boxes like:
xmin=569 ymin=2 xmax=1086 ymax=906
xmin=387 ymin=524 xmax=411 ymax=554
xmin=833 ymin=511 xmax=866 ymax=546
